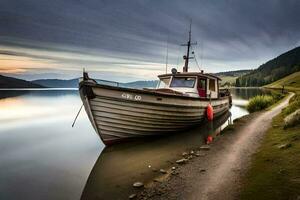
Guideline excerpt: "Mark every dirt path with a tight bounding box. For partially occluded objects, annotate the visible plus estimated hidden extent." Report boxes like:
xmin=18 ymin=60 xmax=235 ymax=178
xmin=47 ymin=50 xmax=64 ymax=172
xmin=140 ymin=93 xmax=294 ymax=200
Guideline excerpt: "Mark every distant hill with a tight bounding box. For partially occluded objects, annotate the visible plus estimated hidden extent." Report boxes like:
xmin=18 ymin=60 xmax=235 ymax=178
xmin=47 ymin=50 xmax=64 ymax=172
xmin=265 ymin=71 xmax=300 ymax=91
xmin=0 ymin=75 xmax=44 ymax=88
xmin=32 ymin=78 xmax=79 ymax=88
xmin=236 ymin=46 xmax=300 ymax=87
xmin=214 ymin=69 xmax=252 ymax=77
xmin=214 ymin=70 xmax=252 ymax=87
xmin=32 ymin=78 xmax=158 ymax=89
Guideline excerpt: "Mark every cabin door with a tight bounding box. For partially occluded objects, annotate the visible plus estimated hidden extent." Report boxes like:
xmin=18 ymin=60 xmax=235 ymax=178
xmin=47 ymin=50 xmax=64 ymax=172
xmin=197 ymin=78 xmax=206 ymax=98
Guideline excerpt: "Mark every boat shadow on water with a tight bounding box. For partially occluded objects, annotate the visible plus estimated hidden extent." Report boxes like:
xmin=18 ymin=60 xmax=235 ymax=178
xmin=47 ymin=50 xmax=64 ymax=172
xmin=80 ymin=111 xmax=232 ymax=200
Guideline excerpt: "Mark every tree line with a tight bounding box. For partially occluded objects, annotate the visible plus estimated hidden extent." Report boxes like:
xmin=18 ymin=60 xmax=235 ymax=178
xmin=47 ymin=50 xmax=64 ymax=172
xmin=236 ymin=46 xmax=300 ymax=87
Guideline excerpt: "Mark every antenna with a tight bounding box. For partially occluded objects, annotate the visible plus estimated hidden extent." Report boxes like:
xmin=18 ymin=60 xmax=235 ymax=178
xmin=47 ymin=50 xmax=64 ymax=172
xmin=200 ymin=40 xmax=204 ymax=68
xmin=181 ymin=19 xmax=197 ymax=72
xmin=165 ymin=34 xmax=169 ymax=74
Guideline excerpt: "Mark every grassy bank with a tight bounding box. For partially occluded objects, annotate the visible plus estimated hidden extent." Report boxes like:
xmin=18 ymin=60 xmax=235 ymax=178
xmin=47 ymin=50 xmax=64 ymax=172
xmin=265 ymin=71 xmax=300 ymax=91
xmin=247 ymin=92 xmax=285 ymax=113
xmin=240 ymin=92 xmax=300 ymax=200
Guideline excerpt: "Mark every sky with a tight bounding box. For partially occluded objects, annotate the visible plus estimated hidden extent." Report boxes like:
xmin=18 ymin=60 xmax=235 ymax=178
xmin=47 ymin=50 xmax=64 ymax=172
xmin=0 ymin=0 xmax=300 ymax=82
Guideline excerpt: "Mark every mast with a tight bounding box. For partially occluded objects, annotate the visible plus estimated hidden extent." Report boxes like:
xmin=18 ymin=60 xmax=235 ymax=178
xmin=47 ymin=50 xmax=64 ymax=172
xmin=181 ymin=21 xmax=197 ymax=72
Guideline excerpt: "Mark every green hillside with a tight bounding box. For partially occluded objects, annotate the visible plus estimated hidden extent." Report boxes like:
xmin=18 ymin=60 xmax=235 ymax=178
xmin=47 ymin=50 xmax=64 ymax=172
xmin=236 ymin=46 xmax=300 ymax=87
xmin=265 ymin=71 xmax=300 ymax=91
xmin=214 ymin=70 xmax=252 ymax=87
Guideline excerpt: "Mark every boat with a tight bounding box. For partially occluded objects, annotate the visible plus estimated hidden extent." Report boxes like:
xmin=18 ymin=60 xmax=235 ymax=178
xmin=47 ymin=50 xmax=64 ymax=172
xmin=79 ymin=25 xmax=232 ymax=145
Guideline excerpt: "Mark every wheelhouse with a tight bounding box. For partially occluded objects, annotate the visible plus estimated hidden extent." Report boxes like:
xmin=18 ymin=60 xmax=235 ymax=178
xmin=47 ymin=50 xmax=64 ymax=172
xmin=157 ymin=72 xmax=221 ymax=99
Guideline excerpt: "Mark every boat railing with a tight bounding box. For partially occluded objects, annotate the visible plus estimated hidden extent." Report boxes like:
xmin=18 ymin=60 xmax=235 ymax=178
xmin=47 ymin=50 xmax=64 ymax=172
xmin=219 ymin=88 xmax=231 ymax=97
xmin=94 ymin=79 xmax=121 ymax=87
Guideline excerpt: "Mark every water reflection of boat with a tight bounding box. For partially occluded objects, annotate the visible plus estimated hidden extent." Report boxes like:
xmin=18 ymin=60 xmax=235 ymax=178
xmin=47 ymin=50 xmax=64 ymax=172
xmin=79 ymin=25 xmax=232 ymax=145
xmin=80 ymin=111 xmax=231 ymax=200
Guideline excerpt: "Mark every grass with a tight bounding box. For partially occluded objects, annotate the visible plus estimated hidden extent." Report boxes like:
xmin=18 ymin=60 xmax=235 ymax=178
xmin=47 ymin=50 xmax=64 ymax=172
xmin=247 ymin=92 xmax=285 ymax=113
xmin=247 ymin=95 xmax=274 ymax=112
xmin=240 ymin=92 xmax=300 ymax=200
xmin=282 ymin=94 xmax=300 ymax=116
xmin=265 ymin=71 xmax=300 ymax=91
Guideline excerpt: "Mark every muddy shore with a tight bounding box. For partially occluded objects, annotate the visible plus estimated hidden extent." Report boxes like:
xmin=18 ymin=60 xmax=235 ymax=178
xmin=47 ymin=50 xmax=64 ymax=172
xmin=135 ymin=94 xmax=293 ymax=200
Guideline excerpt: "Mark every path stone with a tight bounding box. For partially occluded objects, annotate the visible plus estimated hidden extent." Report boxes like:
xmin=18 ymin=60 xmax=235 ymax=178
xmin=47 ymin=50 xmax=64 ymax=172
xmin=195 ymin=151 xmax=206 ymax=157
xmin=278 ymin=143 xmax=292 ymax=149
xmin=176 ymin=158 xmax=188 ymax=164
xmin=199 ymin=145 xmax=210 ymax=150
xmin=182 ymin=152 xmax=188 ymax=156
xmin=129 ymin=194 xmax=137 ymax=199
xmin=133 ymin=182 xmax=144 ymax=188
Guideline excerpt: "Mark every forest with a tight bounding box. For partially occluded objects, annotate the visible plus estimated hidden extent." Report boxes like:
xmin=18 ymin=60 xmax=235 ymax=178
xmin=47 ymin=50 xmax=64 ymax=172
xmin=236 ymin=46 xmax=300 ymax=87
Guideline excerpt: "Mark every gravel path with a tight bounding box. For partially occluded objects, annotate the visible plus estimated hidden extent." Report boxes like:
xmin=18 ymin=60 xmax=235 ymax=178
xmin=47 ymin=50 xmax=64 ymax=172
xmin=139 ymin=93 xmax=294 ymax=200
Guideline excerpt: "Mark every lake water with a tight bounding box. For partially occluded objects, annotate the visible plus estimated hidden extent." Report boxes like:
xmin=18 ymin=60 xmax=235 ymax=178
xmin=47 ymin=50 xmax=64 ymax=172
xmin=0 ymin=88 xmax=270 ymax=200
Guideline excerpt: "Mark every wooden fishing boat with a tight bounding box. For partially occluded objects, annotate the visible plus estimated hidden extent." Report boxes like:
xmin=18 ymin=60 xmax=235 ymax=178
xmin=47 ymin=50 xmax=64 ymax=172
xmin=79 ymin=25 xmax=232 ymax=145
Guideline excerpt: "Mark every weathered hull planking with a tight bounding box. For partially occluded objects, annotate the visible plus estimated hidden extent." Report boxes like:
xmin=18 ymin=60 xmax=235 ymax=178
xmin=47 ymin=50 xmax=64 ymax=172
xmin=79 ymin=81 xmax=231 ymax=145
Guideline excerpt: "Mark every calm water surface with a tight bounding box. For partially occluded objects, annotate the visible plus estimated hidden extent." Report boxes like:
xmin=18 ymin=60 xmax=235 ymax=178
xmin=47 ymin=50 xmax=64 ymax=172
xmin=0 ymin=88 xmax=270 ymax=200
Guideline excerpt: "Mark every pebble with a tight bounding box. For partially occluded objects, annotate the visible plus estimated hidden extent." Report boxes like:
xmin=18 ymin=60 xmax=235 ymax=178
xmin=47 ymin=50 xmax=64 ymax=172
xmin=160 ymin=169 xmax=167 ymax=174
xmin=172 ymin=166 xmax=176 ymax=170
xmin=133 ymin=182 xmax=144 ymax=188
xmin=182 ymin=152 xmax=188 ymax=156
xmin=278 ymin=143 xmax=292 ymax=149
xmin=129 ymin=194 xmax=137 ymax=199
xmin=190 ymin=150 xmax=194 ymax=155
xmin=199 ymin=145 xmax=211 ymax=150
xmin=176 ymin=158 xmax=188 ymax=164
xmin=195 ymin=151 xmax=206 ymax=157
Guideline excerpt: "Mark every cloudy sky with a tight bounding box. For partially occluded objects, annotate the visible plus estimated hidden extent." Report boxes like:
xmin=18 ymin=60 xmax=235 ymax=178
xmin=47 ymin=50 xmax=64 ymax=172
xmin=0 ymin=0 xmax=300 ymax=81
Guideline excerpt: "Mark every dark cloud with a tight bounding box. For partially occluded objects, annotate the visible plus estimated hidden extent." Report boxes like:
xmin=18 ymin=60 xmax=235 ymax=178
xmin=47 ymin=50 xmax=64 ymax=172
xmin=0 ymin=0 xmax=300 ymax=79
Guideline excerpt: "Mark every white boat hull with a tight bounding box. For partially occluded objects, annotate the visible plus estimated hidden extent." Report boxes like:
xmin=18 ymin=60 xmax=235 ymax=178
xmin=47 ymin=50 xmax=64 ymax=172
xmin=80 ymin=81 xmax=231 ymax=145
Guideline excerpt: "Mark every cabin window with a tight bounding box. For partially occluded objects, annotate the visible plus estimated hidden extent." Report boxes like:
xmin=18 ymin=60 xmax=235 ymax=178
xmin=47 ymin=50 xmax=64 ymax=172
xmin=170 ymin=77 xmax=196 ymax=88
xmin=209 ymin=79 xmax=216 ymax=91
xmin=158 ymin=78 xmax=171 ymax=88
xmin=198 ymin=79 xmax=206 ymax=89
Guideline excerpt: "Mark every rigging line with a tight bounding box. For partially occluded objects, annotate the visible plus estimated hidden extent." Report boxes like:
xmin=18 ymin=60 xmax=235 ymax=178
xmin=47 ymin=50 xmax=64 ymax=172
xmin=200 ymin=40 xmax=204 ymax=68
xmin=176 ymin=45 xmax=181 ymax=70
xmin=165 ymin=33 xmax=169 ymax=74
xmin=72 ymin=103 xmax=84 ymax=127
xmin=194 ymin=56 xmax=201 ymax=71
xmin=191 ymin=46 xmax=201 ymax=71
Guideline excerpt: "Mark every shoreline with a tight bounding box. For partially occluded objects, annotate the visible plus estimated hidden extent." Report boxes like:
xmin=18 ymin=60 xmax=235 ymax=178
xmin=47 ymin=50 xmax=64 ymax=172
xmin=134 ymin=93 xmax=293 ymax=200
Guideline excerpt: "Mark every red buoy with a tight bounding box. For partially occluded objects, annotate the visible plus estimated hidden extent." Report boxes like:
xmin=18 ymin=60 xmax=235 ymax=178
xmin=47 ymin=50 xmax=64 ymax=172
xmin=207 ymin=104 xmax=214 ymax=121
xmin=206 ymin=135 xmax=213 ymax=144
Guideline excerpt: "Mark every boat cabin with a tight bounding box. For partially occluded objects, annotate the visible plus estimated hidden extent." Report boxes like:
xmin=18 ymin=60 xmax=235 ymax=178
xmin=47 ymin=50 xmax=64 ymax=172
xmin=156 ymin=71 xmax=221 ymax=99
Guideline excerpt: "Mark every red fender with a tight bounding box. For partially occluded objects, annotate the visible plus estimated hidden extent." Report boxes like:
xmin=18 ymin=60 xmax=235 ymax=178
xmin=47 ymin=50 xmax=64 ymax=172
xmin=207 ymin=104 xmax=214 ymax=121
xmin=206 ymin=135 xmax=213 ymax=144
